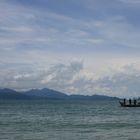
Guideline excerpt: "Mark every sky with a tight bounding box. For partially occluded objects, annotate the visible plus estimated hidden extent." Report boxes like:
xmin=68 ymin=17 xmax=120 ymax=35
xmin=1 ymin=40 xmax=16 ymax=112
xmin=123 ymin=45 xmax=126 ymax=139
xmin=0 ymin=0 xmax=140 ymax=97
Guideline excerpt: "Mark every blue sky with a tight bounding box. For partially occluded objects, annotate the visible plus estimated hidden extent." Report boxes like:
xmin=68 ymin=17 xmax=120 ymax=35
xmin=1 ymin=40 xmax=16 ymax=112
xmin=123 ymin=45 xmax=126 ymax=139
xmin=0 ymin=0 xmax=140 ymax=97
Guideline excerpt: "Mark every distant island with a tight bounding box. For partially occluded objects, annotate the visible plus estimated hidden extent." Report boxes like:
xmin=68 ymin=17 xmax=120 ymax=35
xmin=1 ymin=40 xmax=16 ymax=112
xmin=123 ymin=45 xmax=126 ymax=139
xmin=0 ymin=88 xmax=119 ymax=100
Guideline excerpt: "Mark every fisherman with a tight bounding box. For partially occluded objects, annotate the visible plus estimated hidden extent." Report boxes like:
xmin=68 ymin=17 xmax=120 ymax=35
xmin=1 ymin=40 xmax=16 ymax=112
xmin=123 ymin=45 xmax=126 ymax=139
xmin=129 ymin=99 xmax=131 ymax=105
xmin=134 ymin=99 xmax=137 ymax=105
xmin=123 ymin=98 xmax=126 ymax=105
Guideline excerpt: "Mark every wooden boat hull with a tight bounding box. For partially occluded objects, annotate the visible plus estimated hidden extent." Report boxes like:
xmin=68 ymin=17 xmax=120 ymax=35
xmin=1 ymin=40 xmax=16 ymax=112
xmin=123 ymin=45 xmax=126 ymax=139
xmin=119 ymin=101 xmax=140 ymax=107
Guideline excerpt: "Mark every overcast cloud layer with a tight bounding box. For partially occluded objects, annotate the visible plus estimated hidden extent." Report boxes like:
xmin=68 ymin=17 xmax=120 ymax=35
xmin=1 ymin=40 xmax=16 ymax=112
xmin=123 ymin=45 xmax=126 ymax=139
xmin=0 ymin=0 xmax=140 ymax=97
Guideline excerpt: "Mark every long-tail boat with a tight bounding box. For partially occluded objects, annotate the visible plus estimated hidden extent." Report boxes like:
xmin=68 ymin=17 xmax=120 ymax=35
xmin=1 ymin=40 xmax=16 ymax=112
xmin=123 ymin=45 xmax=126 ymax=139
xmin=119 ymin=101 xmax=140 ymax=107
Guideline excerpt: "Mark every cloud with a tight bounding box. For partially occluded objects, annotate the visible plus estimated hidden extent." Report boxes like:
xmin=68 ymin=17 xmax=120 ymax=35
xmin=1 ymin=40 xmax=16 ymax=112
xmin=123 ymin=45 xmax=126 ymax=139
xmin=42 ymin=62 xmax=140 ymax=98
xmin=0 ymin=0 xmax=140 ymax=56
xmin=0 ymin=0 xmax=140 ymax=98
xmin=0 ymin=61 xmax=84 ymax=91
xmin=1 ymin=60 xmax=140 ymax=98
xmin=41 ymin=61 xmax=83 ymax=91
xmin=93 ymin=65 xmax=140 ymax=97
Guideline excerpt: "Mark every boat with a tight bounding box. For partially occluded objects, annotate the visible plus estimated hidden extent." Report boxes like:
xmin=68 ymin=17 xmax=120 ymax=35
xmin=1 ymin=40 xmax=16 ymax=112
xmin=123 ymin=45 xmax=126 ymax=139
xmin=119 ymin=101 xmax=140 ymax=107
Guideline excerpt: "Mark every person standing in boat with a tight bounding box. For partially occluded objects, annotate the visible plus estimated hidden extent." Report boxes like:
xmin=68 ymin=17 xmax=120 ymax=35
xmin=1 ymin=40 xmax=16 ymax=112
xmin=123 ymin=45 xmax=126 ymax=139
xmin=134 ymin=99 xmax=137 ymax=105
xmin=129 ymin=99 xmax=131 ymax=105
xmin=123 ymin=98 xmax=126 ymax=105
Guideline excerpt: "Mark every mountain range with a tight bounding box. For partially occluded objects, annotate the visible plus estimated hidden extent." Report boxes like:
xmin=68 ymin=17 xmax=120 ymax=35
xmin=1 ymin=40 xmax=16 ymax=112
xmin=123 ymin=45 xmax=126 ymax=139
xmin=0 ymin=88 xmax=119 ymax=100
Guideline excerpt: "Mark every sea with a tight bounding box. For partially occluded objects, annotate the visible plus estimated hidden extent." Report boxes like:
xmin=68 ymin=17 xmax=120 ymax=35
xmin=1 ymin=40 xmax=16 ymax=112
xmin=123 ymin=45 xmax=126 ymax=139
xmin=0 ymin=100 xmax=140 ymax=140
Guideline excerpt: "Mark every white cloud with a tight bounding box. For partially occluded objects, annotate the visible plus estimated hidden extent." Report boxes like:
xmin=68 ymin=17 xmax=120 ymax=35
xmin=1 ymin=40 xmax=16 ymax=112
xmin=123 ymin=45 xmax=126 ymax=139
xmin=1 ymin=60 xmax=140 ymax=98
xmin=0 ymin=61 xmax=83 ymax=91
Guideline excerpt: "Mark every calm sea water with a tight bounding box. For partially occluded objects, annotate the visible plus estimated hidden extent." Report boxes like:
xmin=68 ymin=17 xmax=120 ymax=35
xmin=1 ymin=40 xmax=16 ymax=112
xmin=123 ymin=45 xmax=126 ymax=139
xmin=0 ymin=100 xmax=140 ymax=140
